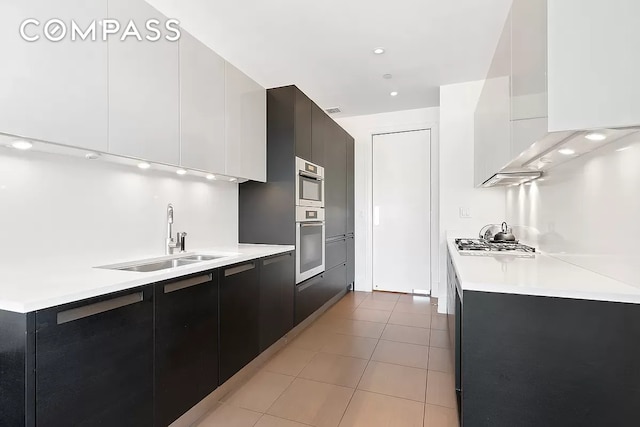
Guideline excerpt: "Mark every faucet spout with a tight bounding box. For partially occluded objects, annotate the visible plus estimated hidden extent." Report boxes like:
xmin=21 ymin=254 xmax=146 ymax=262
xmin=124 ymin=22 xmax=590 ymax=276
xmin=167 ymin=204 xmax=174 ymax=242
xmin=166 ymin=204 xmax=178 ymax=255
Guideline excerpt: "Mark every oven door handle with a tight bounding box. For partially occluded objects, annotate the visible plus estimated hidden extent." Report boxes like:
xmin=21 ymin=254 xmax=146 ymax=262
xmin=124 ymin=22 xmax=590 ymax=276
xmin=300 ymin=222 xmax=325 ymax=227
xmin=299 ymin=171 xmax=324 ymax=180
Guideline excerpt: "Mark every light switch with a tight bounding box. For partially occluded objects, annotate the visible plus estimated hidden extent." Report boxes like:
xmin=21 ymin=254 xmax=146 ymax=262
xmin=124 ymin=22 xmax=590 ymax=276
xmin=459 ymin=207 xmax=472 ymax=218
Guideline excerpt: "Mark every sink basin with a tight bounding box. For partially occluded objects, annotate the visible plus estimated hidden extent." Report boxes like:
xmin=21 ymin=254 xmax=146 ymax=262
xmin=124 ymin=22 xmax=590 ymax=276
xmin=179 ymin=254 xmax=225 ymax=262
xmin=97 ymin=253 xmax=231 ymax=273
xmin=115 ymin=258 xmax=200 ymax=272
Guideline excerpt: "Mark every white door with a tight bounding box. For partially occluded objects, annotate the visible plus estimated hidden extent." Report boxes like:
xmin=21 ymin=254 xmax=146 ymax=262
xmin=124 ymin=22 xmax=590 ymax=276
xmin=372 ymin=130 xmax=431 ymax=294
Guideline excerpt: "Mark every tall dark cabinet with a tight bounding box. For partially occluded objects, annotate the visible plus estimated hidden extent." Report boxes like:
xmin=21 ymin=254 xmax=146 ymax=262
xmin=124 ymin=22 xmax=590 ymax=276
xmin=325 ymin=120 xmax=348 ymax=239
xmin=239 ymin=85 xmax=355 ymax=325
xmin=346 ymin=133 xmax=355 ymax=288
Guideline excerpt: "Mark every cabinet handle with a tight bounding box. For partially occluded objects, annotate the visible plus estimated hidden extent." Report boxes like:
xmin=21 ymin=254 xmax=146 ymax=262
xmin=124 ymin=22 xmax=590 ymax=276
xmin=164 ymin=273 xmax=212 ymax=294
xmin=224 ymin=262 xmax=255 ymax=277
xmin=263 ymin=253 xmax=291 ymax=266
xmin=297 ymin=275 xmax=323 ymax=292
xmin=57 ymin=292 xmax=144 ymax=325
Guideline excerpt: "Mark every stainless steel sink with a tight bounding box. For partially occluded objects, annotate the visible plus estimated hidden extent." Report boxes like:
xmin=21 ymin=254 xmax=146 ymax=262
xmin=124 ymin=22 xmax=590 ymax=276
xmin=115 ymin=258 xmax=200 ymax=272
xmin=179 ymin=254 xmax=225 ymax=262
xmin=97 ymin=253 xmax=229 ymax=273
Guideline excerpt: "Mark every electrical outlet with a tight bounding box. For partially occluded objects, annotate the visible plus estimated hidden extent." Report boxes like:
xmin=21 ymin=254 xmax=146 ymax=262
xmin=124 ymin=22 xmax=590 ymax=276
xmin=459 ymin=207 xmax=472 ymax=218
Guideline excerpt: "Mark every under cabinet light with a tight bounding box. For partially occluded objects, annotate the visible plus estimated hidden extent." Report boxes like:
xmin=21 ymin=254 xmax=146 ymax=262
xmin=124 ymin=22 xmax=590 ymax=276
xmin=585 ymin=132 xmax=607 ymax=141
xmin=11 ymin=140 xmax=32 ymax=150
xmin=176 ymin=169 xmax=187 ymax=176
xmin=137 ymin=162 xmax=151 ymax=170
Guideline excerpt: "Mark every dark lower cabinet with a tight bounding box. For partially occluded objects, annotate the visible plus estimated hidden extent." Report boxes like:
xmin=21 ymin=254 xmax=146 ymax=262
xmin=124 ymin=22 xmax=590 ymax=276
xmin=295 ymin=263 xmax=348 ymax=325
xmin=259 ymin=252 xmax=295 ymax=352
xmin=346 ymin=236 xmax=355 ymax=287
xmin=0 ymin=310 xmax=34 ymax=427
xmin=219 ymin=260 xmax=260 ymax=383
xmin=35 ymin=287 xmax=154 ymax=427
xmin=324 ymin=263 xmax=347 ymax=299
xmin=155 ymin=272 xmax=218 ymax=427
xmin=326 ymin=237 xmax=347 ymax=271
xmin=294 ymin=273 xmax=326 ymax=325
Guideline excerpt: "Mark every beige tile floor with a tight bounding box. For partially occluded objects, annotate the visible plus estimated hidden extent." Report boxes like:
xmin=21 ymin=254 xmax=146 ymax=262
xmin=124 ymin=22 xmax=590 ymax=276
xmin=196 ymin=291 xmax=459 ymax=427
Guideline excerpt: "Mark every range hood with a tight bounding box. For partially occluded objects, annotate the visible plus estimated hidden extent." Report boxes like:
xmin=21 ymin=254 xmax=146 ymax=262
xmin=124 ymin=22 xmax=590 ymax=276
xmin=481 ymin=171 xmax=541 ymax=187
xmin=482 ymin=127 xmax=640 ymax=187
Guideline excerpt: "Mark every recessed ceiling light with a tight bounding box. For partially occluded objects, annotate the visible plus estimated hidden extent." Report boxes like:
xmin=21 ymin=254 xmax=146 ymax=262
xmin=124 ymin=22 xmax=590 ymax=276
xmin=137 ymin=162 xmax=151 ymax=169
xmin=176 ymin=169 xmax=187 ymax=176
xmin=616 ymin=146 xmax=631 ymax=152
xmin=373 ymin=47 xmax=385 ymax=55
xmin=11 ymin=140 xmax=32 ymax=150
xmin=390 ymin=91 xmax=398 ymax=97
xmin=585 ymin=132 xmax=607 ymax=141
xmin=85 ymin=152 xmax=100 ymax=160
xmin=382 ymin=73 xmax=393 ymax=79
xmin=559 ymin=148 xmax=575 ymax=155
xmin=206 ymin=174 xmax=216 ymax=180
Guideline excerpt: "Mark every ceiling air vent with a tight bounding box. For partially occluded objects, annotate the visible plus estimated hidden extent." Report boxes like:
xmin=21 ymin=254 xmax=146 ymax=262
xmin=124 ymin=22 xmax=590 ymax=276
xmin=325 ymin=107 xmax=341 ymax=114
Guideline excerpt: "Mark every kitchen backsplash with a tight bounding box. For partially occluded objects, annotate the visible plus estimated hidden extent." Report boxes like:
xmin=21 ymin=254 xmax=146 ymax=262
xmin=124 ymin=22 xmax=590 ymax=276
xmin=0 ymin=149 xmax=238 ymax=267
xmin=506 ymin=132 xmax=640 ymax=287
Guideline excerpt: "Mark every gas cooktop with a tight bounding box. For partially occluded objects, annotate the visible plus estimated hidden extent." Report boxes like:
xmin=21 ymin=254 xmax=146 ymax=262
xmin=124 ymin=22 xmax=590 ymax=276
xmin=455 ymin=238 xmax=536 ymax=253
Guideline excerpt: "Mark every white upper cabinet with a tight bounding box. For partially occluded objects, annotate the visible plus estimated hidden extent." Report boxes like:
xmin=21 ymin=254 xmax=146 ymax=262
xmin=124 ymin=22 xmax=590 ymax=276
xmin=179 ymin=31 xmax=226 ymax=173
xmin=107 ymin=0 xmax=180 ymax=164
xmin=511 ymin=0 xmax=547 ymax=122
xmin=548 ymin=0 xmax=640 ymax=131
xmin=225 ymin=62 xmax=266 ymax=182
xmin=0 ymin=0 xmax=108 ymax=151
xmin=0 ymin=0 xmax=266 ymax=181
xmin=474 ymin=9 xmax=511 ymax=186
xmin=510 ymin=0 xmax=548 ymax=159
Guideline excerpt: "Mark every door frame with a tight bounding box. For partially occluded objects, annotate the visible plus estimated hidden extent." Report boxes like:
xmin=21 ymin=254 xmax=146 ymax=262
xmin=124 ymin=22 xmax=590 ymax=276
xmin=365 ymin=122 xmax=439 ymax=295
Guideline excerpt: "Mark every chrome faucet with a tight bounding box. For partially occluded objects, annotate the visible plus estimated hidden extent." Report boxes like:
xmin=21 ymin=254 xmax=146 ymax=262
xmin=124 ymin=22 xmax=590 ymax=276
xmin=166 ymin=204 xmax=187 ymax=254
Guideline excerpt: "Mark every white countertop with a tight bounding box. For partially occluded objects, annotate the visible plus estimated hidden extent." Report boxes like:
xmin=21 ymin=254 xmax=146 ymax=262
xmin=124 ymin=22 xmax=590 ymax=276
xmin=0 ymin=244 xmax=294 ymax=313
xmin=447 ymin=238 xmax=640 ymax=304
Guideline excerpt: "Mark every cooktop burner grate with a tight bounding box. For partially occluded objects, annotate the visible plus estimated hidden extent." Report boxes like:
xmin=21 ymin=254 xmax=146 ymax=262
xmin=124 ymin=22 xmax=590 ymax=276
xmin=455 ymin=238 xmax=536 ymax=253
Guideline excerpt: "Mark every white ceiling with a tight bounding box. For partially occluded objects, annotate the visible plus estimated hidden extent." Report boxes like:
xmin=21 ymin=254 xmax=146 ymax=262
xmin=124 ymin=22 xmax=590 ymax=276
xmin=146 ymin=0 xmax=512 ymax=118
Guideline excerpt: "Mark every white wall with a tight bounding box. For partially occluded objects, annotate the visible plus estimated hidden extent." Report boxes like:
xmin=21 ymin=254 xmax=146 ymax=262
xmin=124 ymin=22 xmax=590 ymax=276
xmin=0 ymin=149 xmax=238 ymax=268
xmin=337 ymin=108 xmax=440 ymax=293
xmin=438 ymin=81 xmax=506 ymax=308
xmin=506 ymin=133 xmax=640 ymax=287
